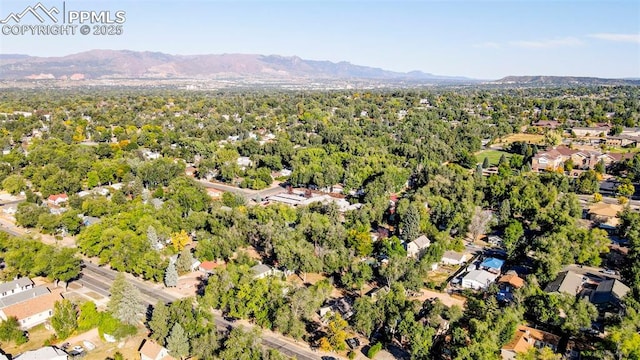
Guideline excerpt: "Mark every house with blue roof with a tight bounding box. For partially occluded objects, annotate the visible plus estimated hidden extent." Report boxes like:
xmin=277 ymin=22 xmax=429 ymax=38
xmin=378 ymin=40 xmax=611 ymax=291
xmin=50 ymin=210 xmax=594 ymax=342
xmin=480 ymin=257 xmax=505 ymax=274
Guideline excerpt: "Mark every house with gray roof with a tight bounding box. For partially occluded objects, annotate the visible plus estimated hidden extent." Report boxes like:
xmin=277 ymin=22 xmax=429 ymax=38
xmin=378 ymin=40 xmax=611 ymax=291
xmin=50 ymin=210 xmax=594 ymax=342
xmin=589 ymin=279 xmax=630 ymax=314
xmin=544 ymin=271 xmax=586 ymax=297
xmin=0 ymin=278 xmax=34 ymax=299
xmin=406 ymin=235 xmax=431 ymax=258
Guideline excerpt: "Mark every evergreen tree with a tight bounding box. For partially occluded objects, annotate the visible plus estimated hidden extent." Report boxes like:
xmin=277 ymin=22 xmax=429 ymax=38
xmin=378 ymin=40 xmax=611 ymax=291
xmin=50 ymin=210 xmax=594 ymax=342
xmin=166 ymin=323 xmax=190 ymax=359
xmin=108 ymin=273 xmax=145 ymax=325
xmin=147 ymin=225 xmax=160 ymax=249
xmin=176 ymin=248 xmax=194 ymax=274
xmin=498 ymin=199 xmax=511 ymax=225
xmin=149 ymin=301 xmax=170 ymax=344
xmin=164 ymin=262 xmax=179 ymax=287
xmin=401 ymin=204 xmax=420 ymax=242
xmin=482 ymin=157 xmax=490 ymax=169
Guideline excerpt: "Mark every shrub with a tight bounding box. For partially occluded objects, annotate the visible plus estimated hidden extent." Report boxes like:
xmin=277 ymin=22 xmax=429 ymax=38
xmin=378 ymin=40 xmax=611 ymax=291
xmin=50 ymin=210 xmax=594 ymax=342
xmin=367 ymin=342 xmax=382 ymax=358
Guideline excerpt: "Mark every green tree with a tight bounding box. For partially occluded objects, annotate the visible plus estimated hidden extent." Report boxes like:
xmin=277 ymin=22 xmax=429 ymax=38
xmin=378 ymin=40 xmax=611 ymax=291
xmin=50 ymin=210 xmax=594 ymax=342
xmin=0 ymin=317 xmax=27 ymax=345
xmin=164 ymin=262 xmax=179 ymax=288
xmin=51 ymin=299 xmax=78 ymax=339
xmin=482 ymin=157 xmax=490 ymax=169
xmin=77 ymin=301 xmax=101 ymax=331
xmin=149 ymin=301 xmax=170 ymax=344
xmin=401 ymin=204 xmax=421 ymax=242
xmin=176 ymin=248 xmax=194 ymax=274
xmin=107 ymin=273 xmax=145 ymax=325
xmin=1 ymin=174 xmax=26 ymax=195
xmin=191 ymin=328 xmax=219 ymax=360
xmin=166 ymin=323 xmax=190 ymax=359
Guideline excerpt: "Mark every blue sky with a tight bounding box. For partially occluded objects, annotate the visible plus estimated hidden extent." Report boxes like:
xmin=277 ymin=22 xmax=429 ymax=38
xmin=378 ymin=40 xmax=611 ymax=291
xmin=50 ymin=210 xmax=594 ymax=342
xmin=1 ymin=0 xmax=639 ymax=79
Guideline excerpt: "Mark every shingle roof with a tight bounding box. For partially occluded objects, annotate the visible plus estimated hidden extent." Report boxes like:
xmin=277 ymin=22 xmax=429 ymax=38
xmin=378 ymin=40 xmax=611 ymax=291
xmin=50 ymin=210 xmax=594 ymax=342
xmin=0 ymin=286 xmax=50 ymax=308
xmin=0 ymin=277 xmax=33 ymax=294
xmin=499 ymin=273 xmax=525 ymax=289
xmin=502 ymin=325 xmax=560 ymax=354
xmin=140 ymin=339 xmax=163 ymax=359
xmin=1 ymin=291 xmax=60 ymax=321
xmin=590 ymin=279 xmax=630 ymax=305
xmin=544 ymin=271 xmax=585 ymax=296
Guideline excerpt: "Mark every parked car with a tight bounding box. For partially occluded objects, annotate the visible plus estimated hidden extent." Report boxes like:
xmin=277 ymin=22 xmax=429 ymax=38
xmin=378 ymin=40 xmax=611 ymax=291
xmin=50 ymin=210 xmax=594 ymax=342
xmin=601 ymin=269 xmax=617 ymax=275
xmin=346 ymin=337 xmax=361 ymax=349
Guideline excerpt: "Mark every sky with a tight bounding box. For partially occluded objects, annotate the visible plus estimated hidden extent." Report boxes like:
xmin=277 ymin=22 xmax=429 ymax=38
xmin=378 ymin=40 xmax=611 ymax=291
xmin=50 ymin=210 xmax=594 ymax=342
xmin=0 ymin=0 xmax=639 ymax=79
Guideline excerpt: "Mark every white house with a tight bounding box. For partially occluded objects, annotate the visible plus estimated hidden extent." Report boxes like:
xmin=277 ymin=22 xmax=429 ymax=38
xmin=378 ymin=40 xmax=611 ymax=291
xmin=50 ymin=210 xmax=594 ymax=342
xmin=0 ymin=289 xmax=61 ymax=329
xmin=461 ymin=270 xmax=499 ymax=290
xmin=139 ymin=339 xmax=176 ymax=360
xmin=251 ymin=264 xmax=281 ymax=279
xmin=237 ymin=156 xmax=253 ymax=170
xmin=441 ymin=251 xmax=469 ymax=266
xmin=0 ymin=278 xmax=34 ymax=298
xmin=406 ymin=235 xmax=431 ymax=258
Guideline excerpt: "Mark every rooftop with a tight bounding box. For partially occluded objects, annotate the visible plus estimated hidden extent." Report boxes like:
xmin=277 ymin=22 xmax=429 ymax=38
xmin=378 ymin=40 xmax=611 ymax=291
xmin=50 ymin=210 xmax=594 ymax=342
xmin=544 ymin=271 xmax=585 ymax=296
xmin=0 ymin=286 xmax=50 ymax=308
xmin=481 ymin=257 xmax=505 ymax=270
xmin=0 ymin=277 xmax=33 ymax=294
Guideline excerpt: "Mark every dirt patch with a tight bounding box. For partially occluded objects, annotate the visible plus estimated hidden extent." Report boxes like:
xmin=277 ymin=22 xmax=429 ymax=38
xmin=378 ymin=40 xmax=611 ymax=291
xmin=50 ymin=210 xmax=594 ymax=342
xmin=413 ymin=288 xmax=466 ymax=308
xmin=498 ymin=133 xmax=544 ymax=144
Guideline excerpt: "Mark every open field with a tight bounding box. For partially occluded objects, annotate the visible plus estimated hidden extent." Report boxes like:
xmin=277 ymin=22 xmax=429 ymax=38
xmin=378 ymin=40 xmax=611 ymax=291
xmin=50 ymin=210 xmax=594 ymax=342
xmin=476 ymin=149 xmax=512 ymax=166
xmin=497 ymin=133 xmax=544 ymax=144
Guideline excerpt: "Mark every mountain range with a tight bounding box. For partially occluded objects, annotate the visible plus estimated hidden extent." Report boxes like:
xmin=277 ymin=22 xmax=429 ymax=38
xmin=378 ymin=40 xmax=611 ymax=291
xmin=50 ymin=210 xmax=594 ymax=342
xmin=1 ymin=50 xmax=637 ymax=87
xmin=0 ymin=50 xmax=468 ymax=83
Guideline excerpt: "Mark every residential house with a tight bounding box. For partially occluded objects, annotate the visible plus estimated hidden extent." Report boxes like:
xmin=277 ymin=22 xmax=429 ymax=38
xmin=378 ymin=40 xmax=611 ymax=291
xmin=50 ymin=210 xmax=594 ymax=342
xmin=497 ymin=273 xmax=526 ymax=303
xmin=588 ymin=203 xmax=623 ymax=230
xmin=481 ymin=257 xmax=505 ymax=274
xmin=47 ymin=194 xmax=68 ymax=206
xmin=82 ymin=216 xmax=101 ymax=227
xmin=544 ymin=271 xmax=586 ymax=297
xmin=531 ymin=146 xmax=619 ymax=172
xmin=0 ymin=287 xmax=62 ymax=329
xmin=531 ymin=147 xmax=575 ymax=172
xmin=0 ymin=278 xmax=34 ymax=298
xmin=251 ymin=264 xmax=280 ymax=279
xmin=206 ymin=188 xmax=224 ymax=200
xmin=14 ymin=346 xmax=68 ymax=360
xmin=236 ymin=157 xmax=253 ymax=170
xmin=406 ymin=235 xmax=431 ymax=258
xmin=605 ymin=136 xmax=638 ymax=148
xmin=139 ymin=339 xmax=176 ymax=360
xmin=501 ymin=325 xmax=561 ymax=360
xmin=498 ymin=273 xmax=525 ymax=290
xmin=589 ymin=279 xmax=630 ymax=314
xmin=440 ymin=251 xmax=469 ymax=266
xmin=572 ymin=127 xmax=610 ymax=137
xmin=198 ymin=261 xmax=222 ymax=274
xmin=461 ymin=269 xmax=499 ymax=290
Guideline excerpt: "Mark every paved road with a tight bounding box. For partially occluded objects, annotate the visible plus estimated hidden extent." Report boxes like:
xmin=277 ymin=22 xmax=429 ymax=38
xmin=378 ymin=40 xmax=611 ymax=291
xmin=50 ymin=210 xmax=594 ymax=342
xmin=563 ymin=264 xmax=621 ymax=281
xmin=197 ymin=180 xmax=286 ymax=201
xmin=78 ymin=262 xmax=323 ymax=360
xmin=577 ymin=194 xmax=640 ymax=209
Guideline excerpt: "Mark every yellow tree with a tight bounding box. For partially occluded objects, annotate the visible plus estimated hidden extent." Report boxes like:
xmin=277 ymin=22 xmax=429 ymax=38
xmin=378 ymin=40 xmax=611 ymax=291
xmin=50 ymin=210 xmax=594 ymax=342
xmin=326 ymin=313 xmax=348 ymax=351
xmin=171 ymin=230 xmax=191 ymax=252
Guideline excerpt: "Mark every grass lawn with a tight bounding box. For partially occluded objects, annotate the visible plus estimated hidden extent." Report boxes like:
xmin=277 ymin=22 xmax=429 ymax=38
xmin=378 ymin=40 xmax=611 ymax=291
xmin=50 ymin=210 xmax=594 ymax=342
xmin=476 ymin=149 xmax=512 ymax=166
xmin=498 ymin=133 xmax=544 ymax=144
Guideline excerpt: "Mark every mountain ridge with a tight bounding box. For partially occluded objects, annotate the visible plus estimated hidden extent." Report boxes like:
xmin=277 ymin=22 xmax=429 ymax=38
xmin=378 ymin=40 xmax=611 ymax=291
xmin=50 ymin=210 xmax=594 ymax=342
xmin=0 ymin=49 xmax=470 ymax=82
